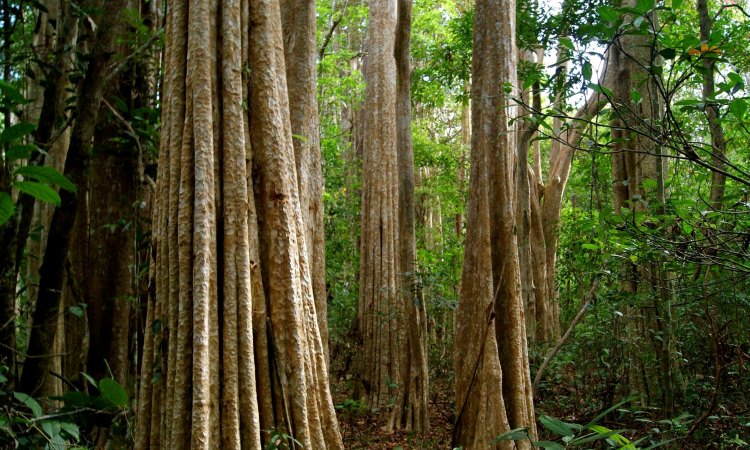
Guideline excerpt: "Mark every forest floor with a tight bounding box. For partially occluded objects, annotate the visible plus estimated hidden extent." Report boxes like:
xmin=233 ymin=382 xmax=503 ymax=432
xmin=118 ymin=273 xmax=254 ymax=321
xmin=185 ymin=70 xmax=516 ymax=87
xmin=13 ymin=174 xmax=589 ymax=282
xmin=332 ymin=376 xmax=454 ymax=449
xmin=331 ymin=363 xmax=750 ymax=449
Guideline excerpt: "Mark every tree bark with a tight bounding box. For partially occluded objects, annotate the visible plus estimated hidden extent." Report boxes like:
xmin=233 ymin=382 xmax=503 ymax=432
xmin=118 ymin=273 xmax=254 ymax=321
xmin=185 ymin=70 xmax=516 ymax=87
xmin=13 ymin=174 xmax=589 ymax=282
xmin=19 ymin=0 xmax=129 ymax=395
xmin=356 ymin=0 xmax=401 ymax=412
xmin=281 ymin=0 xmax=329 ymax=361
xmin=0 ymin=0 xmax=77 ymax=389
xmin=453 ymin=0 xmax=537 ymax=447
xmin=388 ymin=0 xmax=429 ymax=434
xmin=697 ymin=0 xmax=727 ymax=209
xmin=135 ymin=1 xmax=343 ymax=448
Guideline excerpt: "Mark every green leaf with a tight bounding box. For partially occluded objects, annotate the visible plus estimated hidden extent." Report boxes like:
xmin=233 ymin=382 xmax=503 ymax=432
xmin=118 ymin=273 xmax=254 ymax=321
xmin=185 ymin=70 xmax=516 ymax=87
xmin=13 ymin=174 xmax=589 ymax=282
xmin=582 ymin=61 xmax=592 ymax=81
xmin=659 ymin=48 xmax=677 ymax=60
xmin=0 ymin=80 xmax=28 ymax=105
xmin=15 ymin=166 xmax=76 ymax=192
xmin=492 ymin=427 xmax=529 ymax=442
xmin=572 ymin=430 xmax=626 ymax=445
xmin=68 ymin=305 xmax=85 ymax=317
xmin=582 ymin=243 xmax=600 ymax=250
xmin=635 ymin=0 xmax=655 ymax=12
xmin=0 ymin=122 xmax=36 ymax=143
xmin=597 ymin=6 xmax=619 ymax=22
xmin=559 ymin=37 xmax=574 ymax=50
xmin=672 ymin=0 xmax=684 ymax=8
xmin=631 ymin=89 xmax=642 ymax=104
xmin=642 ymin=178 xmax=657 ymax=190
xmin=16 ymin=181 xmax=61 ymax=206
xmin=5 ymin=144 xmax=39 ymax=160
xmin=532 ymin=441 xmax=566 ymax=450
xmin=589 ymin=425 xmax=631 ymax=446
xmin=539 ymin=415 xmax=576 ymax=437
xmin=0 ymin=192 xmax=13 ymax=226
xmin=41 ymin=420 xmax=61 ymax=440
xmin=589 ymin=83 xmax=614 ymax=98
xmin=729 ymin=98 xmax=747 ymax=119
xmin=14 ymin=392 xmax=43 ymax=417
xmin=99 ymin=378 xmax=128 ymax=407
xmin=60 ymin=422 xmax=80 ymax=441
xmin=728 ymin=72 xmax=744 ymax=92
xmin=80 ymin=372 xmax=98 ymax=388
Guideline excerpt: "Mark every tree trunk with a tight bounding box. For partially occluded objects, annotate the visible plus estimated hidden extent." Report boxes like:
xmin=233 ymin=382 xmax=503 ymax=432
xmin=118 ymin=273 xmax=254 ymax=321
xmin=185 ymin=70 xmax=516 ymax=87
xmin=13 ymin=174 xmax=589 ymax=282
xmin=608 ymin=3 xmax=669 ymax=412
xmin=516 ymin=49 xmax=537 ymax=346
xmin=356 ymin=0 xmax=401 ymax=411
xmin=0 ymin=0 xmax=77 ymax=389
xmin=134 ymin=1 xmax=343 ymax=448
xmin=19 ymin=0 xmax=129 ymax=395
xmin=281 ymin=0 xmax=329 ymax=361
xmin=388 ymin=0 xmax=429 ymax=434
xmin=453 ymin=0 xmax=537 ymax=447
xmin=697 ymin=0 xmax=727 ymax=209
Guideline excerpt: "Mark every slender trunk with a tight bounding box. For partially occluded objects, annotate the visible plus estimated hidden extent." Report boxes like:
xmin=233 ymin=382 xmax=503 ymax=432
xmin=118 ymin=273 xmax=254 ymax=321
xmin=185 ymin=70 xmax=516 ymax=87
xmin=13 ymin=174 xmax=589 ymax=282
xmin=455 ymin=100 xmax=469 ymax=237
xmin=281 ymin=0 xmax=329 ymax=361
xmin=697 ymin=0 xmax=727 ymax=209
xmin=608 ymin=3 xmax=667 ymax=410
xmin=517 ymin=50 xmax=537 ymax=346
xmin=20 ymin=0 xmax=129 ymax=395
xmin=388 ymin=0 xmax=429 ymax=434
xmin=0 ymin=0 xmax=77 ymax=388
xmin=356 ymin=0 xmax=401 ymax=411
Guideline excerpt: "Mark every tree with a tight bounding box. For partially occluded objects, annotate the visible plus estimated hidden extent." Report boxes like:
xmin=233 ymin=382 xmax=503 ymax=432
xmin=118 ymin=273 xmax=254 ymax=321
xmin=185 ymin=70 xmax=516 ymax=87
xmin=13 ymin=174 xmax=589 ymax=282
xmin=356 ymin=0 xmax=401 ymax=411
xmin=453 ymin=0 xmax=537 ymax=446
xmin=0 ymin=0 xmax=78 ymax=390
xmin=388 ymin=0 xmax=430 ymax=434
xmin=281 ymin=0 xmax=329 ymax=360
xmin=20 ymin=0 xmax=131 ymax=395
xmin=134 ymin=0 xmax=343 ymax=448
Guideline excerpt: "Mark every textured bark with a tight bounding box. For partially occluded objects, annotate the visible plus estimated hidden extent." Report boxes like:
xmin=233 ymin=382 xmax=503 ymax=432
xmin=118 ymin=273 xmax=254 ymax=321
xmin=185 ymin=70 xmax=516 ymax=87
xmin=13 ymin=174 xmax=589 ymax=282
xmin=387 ymin=0 xmax=429 ymax=434
xmin=19 ymin=0 xmax=129 ymax=395
xmin=0 ymin=0 xmax=76 ymax=388
xmin=453 ymin=0 xmax=536 ymax=447
xmin=526 ymin=48 xmax=614 ymax=346
xmin=455 ymin=101 xmax=469 ymax=237
xmin=517 ymin=50 xmax=537 ymax=346
xmin=607 ymin=3 xmax=669 ymax=411
xmin=357 ymin=0 xmax=401 ymax=411
xmin=135 ymin=1 xmax=343 ymax=448
xmin=697 ymin=0 xmax=726 ymax=209
xmin=281 ymin=0 xmax=329 ymax=361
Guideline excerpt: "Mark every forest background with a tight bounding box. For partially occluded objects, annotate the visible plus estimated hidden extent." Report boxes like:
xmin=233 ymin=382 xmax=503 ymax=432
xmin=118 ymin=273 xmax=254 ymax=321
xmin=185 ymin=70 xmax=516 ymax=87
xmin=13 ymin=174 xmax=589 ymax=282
xmin=0 ymin=0 xmax=749 ymax=448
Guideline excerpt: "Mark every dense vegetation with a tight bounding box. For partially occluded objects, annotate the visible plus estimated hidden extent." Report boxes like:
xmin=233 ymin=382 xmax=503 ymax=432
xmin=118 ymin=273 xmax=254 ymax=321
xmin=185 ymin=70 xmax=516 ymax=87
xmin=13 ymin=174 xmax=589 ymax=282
xmin=0 ymin=0 xmax=749 ymax=448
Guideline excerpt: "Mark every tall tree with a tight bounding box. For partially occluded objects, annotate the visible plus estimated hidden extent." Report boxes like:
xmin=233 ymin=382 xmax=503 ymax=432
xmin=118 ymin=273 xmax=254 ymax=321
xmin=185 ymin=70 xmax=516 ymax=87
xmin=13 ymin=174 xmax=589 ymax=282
xmin=19 ymin=0 xmax=130 ymax=395
xmin=0 ymin=0 xmax=78 ymax=389
xmin=281 ymin=0 xmax=329 ymax=360
xmin=697 ymin=0 xmax=727 ymax=209
xmin=357 ymin=0 xmax=401 ymax=411
xmin=608 ymin=0 xmax=671 ymax=412
xmin=388 ymin=0 xmax=430 ymax=434
xmin=135 ymin=0 xmax=343 ymax=448
xmin=453 ymin=0 xmax=537 ymax=446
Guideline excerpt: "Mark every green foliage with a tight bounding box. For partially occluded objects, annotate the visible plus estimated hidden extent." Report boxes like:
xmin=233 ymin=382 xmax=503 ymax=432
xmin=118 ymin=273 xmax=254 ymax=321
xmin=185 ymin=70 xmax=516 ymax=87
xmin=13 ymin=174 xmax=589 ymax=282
xmin=0 ymin=373 xmax=130 ymax=449
xmin=493 ymin=400 xmax=682 ymax=449
xmin=264 ymin=428 xmax=303 ymax=450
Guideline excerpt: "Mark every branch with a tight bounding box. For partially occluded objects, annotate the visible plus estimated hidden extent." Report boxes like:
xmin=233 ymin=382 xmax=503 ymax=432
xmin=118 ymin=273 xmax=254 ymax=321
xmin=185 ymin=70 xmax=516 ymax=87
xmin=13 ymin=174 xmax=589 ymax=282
xmin=318 ymin=0 xmax=349 ymax=62
xmin=533 ymin=275 xmax=601 ymax=396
